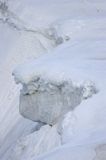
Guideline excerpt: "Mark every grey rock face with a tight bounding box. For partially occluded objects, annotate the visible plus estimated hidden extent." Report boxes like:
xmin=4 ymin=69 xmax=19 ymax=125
xmin=18 ymin=76 xmax=97 ymax=125
xmin=19 ymin=80 xmax=83 ymax=125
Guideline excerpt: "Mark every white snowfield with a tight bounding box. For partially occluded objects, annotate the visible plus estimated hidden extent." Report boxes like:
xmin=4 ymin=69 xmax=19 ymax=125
xmin=1 ymin=0 xmax=106 ymax=160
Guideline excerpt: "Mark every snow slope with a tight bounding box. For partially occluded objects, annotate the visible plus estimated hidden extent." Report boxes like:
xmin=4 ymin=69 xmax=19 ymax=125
xmin=8 ymin=125 xmax=61 ymax=160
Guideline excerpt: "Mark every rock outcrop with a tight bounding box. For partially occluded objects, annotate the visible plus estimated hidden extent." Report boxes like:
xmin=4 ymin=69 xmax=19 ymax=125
xmin=19 ymin=80 xmax=83 ymax=125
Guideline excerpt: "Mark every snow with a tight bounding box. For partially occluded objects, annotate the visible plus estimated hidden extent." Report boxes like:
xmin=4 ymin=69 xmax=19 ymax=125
xmin=61 ymin=91 xmax=106 ymax=144
xmin=36 ymin=141 xmax=106 ymax=160
xmin=1 ymin=0 xmax=106 ymax=160
xmin=7 ymin=125 xmax=61 ymax=160
xmin=13 ymin=37 xmax=106 ymax=86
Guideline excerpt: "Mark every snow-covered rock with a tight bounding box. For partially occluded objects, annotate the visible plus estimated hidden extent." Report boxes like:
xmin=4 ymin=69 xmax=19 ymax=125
xmin=19 ymin=80 xmax=83 ymax=125
xmin=15 ymin=77 xmax=97 ymax=125
xmin=13 ymin=37 xmax=101 ymax=125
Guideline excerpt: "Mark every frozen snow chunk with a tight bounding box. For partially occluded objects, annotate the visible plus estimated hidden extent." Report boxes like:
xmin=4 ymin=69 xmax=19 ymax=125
xmin=19 ymin=80 xmax=83 ymax=125
xmin=9 ymin=125 xmax=61 ymax=160
xmin=19 ymin=78 xmax=97 ymax=125
xmin=82 ymin=80 xmax=98 ymax=99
